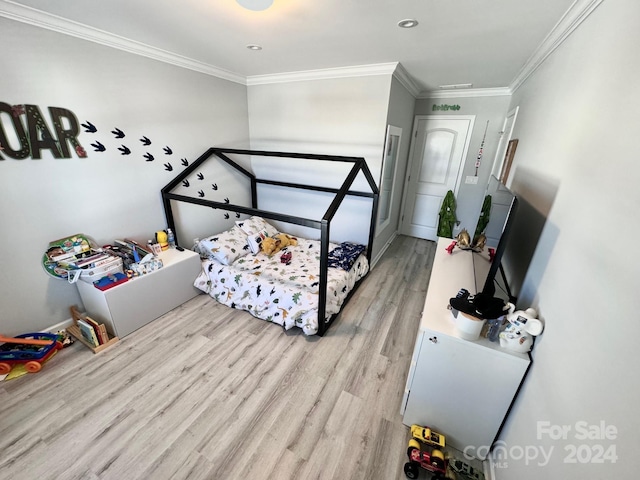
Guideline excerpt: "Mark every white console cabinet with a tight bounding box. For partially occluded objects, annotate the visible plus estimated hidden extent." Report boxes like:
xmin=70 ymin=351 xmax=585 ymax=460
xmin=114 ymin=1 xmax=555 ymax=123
xmin=76 ymin=248 xmax=202 ymax=338
xmin=401 ymin=238 xmax=530 ymax=459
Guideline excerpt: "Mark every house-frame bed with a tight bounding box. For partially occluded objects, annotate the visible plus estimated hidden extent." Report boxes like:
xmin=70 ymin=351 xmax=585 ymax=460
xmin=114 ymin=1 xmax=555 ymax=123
xmin=161 ymin=148 xmax=379 ymax=336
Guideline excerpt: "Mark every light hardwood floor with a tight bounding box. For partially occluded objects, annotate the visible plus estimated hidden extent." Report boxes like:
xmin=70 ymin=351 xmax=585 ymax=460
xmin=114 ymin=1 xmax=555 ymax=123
xmin=0 ymin=235 xmax=436 ymax=480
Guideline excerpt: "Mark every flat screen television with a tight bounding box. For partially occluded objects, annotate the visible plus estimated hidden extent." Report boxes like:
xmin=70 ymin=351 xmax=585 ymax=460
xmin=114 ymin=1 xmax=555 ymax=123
xmin=472 ymin=176 xmax=519 ymax=303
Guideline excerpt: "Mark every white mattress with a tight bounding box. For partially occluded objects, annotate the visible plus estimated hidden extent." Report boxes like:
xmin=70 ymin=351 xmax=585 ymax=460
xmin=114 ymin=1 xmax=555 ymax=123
xmin=193 ymin=238 xmax=368 ymax=335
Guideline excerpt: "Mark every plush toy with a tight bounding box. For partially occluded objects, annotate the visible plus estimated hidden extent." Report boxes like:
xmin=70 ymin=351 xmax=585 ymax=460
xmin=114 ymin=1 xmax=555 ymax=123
xmin=499 ymin=303 xmax=544 ymax=353
xmin=260 ymin=233 xmax=297 ymax=256
xmin=156 ymin=230 xmax=169 ymax=251
xmin=260 ymin=237 xmax=279 ymax=256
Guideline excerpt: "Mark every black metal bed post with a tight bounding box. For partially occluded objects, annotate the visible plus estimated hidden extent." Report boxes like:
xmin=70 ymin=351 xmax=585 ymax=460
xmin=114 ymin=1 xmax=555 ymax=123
xmin=316 ymin=160 xmax=366 ymax=336
xmin=317 ymin=219 xmax=330 ymax=336
xmin=161 ymin=195 xmax=176 ymax=243
xmin=354 ymin=159 xmax=380 ymax=265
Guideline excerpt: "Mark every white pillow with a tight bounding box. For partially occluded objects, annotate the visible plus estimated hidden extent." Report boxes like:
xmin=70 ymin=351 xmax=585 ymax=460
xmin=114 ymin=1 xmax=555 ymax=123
xmin=236 ymin=216 xmax=278 ymax=237
xmin=198 ymin=226 xmax=250 ymax=265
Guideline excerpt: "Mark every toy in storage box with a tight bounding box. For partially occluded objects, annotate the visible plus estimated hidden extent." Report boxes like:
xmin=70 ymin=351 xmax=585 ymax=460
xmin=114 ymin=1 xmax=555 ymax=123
xmin=78 ymin=256 xmax=123 ymax=282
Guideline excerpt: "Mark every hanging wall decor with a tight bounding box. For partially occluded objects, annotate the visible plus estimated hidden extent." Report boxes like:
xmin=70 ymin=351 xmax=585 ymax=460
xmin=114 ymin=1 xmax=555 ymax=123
xmin=0 ymin=102 xmax=86 ymax=159
xmin=432 ymin=104 xmax=461 ymax=112
xmin=475 ymin=120 xmax=489 ymax=176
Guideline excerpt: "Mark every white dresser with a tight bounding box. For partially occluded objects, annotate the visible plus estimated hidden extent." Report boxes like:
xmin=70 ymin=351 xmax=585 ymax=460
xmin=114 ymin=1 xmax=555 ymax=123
xmin=76 ymin=248 xmax=202 ymax=338
xmin=401 ymin=237 xmax=531 ymax=459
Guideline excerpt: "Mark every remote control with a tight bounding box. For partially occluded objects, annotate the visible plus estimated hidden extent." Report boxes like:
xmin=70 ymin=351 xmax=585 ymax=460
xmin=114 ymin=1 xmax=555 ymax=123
xmin=176 ymin=246 xmax=184 ymax=251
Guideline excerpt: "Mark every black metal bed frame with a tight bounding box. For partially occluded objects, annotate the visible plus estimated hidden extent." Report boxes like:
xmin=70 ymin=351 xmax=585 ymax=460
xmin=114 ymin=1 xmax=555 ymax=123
xmin=161 ymin=147 xmax=379 ymax=336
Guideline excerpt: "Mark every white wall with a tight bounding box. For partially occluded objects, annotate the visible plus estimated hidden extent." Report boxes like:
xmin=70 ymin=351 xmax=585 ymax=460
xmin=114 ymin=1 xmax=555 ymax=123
xmin=414 ymin=95 xmax=512 ymax=236
xmin=0 ymin=18 xmax=250 ymax=335
xmin=371 ymin=76 xmax=417 ymax=261
xmin=492 ymin=1 xmax=638 ymax=478
xmin=247 ymin=75 xmax=392 ymax=250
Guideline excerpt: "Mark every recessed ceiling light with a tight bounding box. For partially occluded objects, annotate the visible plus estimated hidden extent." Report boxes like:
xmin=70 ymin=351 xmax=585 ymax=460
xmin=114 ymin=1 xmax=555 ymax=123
xmin=246 ymin=44 xmax=263 ymax=51
xmin=398 ymin=19 xmax=419 ymax=28
xmin=438 ymin=83 xmax=473 ymax=89
xmin=237 ymin=0 xmax=273 ymax=11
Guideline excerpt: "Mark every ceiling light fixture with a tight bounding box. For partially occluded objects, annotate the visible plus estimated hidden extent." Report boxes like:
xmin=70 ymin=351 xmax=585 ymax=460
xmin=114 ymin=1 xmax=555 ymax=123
xmin=438 ymin=83 xmax=473 ymax=89
xmin=237 ymin=0 xmax=274 ymax=11
xmin=246 ymin=44 xmax=263 ymax=51
xmin=397 ymin=19 xmax=419 ymax=28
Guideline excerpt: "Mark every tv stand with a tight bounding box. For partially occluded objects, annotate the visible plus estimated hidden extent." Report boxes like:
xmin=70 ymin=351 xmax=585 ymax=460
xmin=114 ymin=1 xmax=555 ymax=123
xmin=401 ymin=237 xmax=531 ymax=458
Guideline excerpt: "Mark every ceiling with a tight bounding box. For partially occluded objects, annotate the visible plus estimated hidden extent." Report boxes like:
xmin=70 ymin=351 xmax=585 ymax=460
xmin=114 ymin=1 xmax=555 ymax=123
xmin=3 ymin=0 xmax=577 ymax=95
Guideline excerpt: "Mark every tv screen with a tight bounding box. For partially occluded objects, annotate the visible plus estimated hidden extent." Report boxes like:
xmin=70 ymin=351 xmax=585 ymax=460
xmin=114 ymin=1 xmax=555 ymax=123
xmin=472 ymin=176 xmax=518 ymax=302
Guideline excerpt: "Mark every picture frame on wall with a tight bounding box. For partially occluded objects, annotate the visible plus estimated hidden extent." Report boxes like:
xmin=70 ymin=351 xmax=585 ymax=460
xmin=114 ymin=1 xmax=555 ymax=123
xmin=500 ymin=139 xmax=518 ymax=184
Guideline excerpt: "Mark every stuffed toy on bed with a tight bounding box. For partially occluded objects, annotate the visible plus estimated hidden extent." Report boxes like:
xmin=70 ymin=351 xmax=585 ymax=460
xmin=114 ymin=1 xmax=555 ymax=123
xmin=261 ymin=233 xmax=298 ymax=256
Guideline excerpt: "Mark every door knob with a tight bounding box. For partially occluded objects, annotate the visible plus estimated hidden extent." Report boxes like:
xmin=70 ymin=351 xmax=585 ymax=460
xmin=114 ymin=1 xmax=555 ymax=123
xmin=429 ymin=336 xmax=438 ymax=344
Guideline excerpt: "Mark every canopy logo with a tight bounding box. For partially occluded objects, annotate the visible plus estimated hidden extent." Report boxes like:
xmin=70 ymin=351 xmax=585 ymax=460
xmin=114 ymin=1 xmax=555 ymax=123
xmin=0 ymin=102 xmax=86 ymax=160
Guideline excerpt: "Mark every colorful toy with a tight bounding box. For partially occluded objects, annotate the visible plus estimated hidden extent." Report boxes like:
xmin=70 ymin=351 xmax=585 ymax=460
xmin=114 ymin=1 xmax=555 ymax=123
xmin=410 ymin=424 xmax=446 ymax=448
xmin=404 ymin=438 xmax=447 ymax=479
xmin=0 ymin=333 xmax=63 ymax=374
xmin=280 ymin=251 xmax=292 ymax=264
xmin=445 ymin=240 xmax=457 ymax=254
xmin=156 ymin=230 xmax=169 ymax=251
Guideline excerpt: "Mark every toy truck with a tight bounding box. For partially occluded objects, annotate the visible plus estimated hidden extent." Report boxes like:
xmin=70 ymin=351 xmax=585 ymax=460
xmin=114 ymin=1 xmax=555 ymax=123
xmin=404 ymin=438 xmax=447 ymax=479
xmin=410 ymin=424 xmax=446 ymax=448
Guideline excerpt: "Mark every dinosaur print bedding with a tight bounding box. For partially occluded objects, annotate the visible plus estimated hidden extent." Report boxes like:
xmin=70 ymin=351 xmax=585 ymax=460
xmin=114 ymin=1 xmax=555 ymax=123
xmin=193 ymin=238 xmax=368 ymax=335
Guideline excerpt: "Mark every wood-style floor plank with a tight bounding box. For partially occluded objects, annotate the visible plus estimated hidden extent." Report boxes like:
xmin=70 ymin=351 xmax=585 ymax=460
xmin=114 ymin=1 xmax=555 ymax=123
xmin=0 ymin=236 xmax=437 ymax=480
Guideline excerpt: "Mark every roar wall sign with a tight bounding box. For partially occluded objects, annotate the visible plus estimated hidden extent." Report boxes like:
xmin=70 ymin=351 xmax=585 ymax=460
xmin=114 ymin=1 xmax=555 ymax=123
xmin=0 ymin=102 xmax=86 ymax=159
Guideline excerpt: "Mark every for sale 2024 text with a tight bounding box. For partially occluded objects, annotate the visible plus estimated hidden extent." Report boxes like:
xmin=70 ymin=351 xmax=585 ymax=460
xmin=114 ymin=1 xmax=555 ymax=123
xmin=537 ymin=420 xmax=618 ymax=465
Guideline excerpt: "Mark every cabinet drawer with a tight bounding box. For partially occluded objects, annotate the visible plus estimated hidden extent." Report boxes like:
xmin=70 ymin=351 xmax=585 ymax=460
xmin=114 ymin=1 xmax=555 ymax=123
xmin=402 ymin=328 xmax=529 ymax=455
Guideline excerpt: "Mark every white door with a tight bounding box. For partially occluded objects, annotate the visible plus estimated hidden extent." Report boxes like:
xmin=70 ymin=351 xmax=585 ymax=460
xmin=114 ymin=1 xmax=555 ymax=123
xmin=401 ymin=115 xmax=475 ymax=240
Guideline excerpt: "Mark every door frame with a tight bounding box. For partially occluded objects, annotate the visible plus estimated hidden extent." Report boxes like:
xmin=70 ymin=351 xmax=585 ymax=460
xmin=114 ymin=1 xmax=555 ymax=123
xmin=399 ymin=114 xmax=476 ymax=236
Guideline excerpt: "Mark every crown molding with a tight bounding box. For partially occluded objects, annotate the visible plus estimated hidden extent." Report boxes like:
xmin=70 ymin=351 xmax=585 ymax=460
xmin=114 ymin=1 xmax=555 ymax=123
xmin=1 ymin=0 xmax=604 ymax=95
xmin=391 ymin=63 xmax=421 ymax=98
xmin=421 ymin=87 xmax=512 ymax=99
xmin=0 ymin=0 xmax=246 ymax=85
xmin=509 ymin=0 xmax=604 ymax=93
xmin=246 ymin=62 xmax=399 ymax=86
xmin=420 ymin=0 xmax=604 ymax=99
xmin=1 ymin=0 xmax=401 ymax=89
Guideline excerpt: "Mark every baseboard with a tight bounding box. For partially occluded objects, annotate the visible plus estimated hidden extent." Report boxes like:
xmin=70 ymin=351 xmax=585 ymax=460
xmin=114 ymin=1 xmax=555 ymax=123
xmin=44 ymin=316 xmax=75 ymax=333
xmin=371 ymin=232 xmax=398 ymax=268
